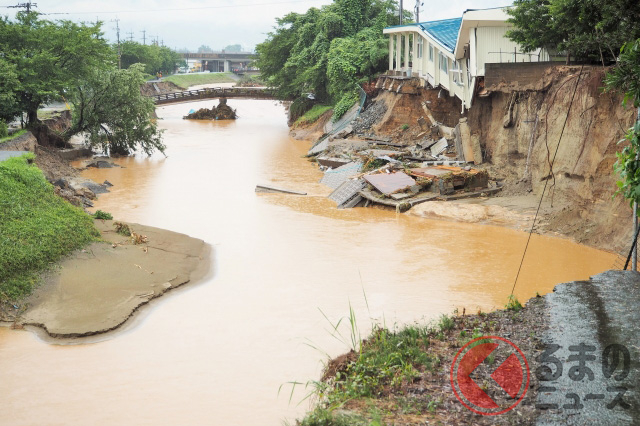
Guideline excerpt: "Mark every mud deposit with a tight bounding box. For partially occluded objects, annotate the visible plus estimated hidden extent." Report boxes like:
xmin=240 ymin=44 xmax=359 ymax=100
xmin=0 ymin=100 xmax=616 ymax=426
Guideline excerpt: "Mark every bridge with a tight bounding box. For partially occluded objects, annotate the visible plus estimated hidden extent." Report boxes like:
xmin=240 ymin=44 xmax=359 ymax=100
xmin=180 ymin=52 xmax=255 ymax=73
xmin=152 ymin=87 xmax=276 ymax=105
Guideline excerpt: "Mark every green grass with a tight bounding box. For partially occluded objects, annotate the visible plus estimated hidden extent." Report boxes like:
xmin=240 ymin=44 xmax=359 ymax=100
xmin=164 ymin=72 xmax=236 ymax=89
xmin=505 ymin=295 xmax=523 ymax=312
xmin=0 ymin=129 xmax=27 ymax=144
xmin=295 ymin=105 xmax=332 ymax=126
xmin=0 ymin=154 xmax=99 ymax=302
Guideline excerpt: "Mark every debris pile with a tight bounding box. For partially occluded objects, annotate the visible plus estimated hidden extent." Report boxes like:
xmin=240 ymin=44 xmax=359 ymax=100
xmin=184 ymin=98 xmax=237 ymax=120
xmin=308 ymin=115 xmax=498 ymax=211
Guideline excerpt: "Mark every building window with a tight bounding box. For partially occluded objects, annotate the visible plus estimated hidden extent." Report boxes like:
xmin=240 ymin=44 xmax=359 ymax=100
xmin=417 ymin=38 xmax=423 ymax=59
xmin=429 ymin=45 xmax=434 ymax=62
xmin=452 ymin=60 xmax=463 ymax=86
xmin=439 ymin=52 xmax=448 ymax=73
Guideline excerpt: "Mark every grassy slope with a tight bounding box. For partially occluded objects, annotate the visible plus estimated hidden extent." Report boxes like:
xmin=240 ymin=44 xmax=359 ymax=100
xmin=0 ymin=129 xmax=27 ymax=144
xmin=295 ymin=105 xmax=332 ymax=126
xmin=0 ymin=154 xmax=99 ymax=301
xmin=163 ymin=73 xmax=236 ymax=89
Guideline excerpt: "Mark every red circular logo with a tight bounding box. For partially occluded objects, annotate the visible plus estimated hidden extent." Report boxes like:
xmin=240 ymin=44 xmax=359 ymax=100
xmin=450 ymin=336 xmax=530 ymax=415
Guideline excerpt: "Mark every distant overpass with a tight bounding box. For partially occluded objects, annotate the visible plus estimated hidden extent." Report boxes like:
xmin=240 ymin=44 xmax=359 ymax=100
xmin=180 ymin=52 xmax=256 ymax=73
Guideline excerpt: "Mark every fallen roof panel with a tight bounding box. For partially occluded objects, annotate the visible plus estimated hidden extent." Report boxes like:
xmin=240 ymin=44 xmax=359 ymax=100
xmin=364 ymin=172 xmax=416 ymax=195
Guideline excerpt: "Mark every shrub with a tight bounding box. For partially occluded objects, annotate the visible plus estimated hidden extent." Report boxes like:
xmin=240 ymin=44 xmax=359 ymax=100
xmin=93 ymin=210 xmax=113 ymax=220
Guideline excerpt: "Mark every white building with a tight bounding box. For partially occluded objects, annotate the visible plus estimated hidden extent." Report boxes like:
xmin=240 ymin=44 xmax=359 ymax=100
xmin=383 ymin=7 xmax=548 ymax=111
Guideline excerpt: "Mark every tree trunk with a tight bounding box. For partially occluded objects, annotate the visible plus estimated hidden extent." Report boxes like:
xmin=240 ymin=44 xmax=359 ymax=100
xmin=27 ymin=109 xmax=38 ymax=126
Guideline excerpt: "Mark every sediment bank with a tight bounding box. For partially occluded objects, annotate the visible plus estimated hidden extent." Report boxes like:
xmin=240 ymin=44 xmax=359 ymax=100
xmin=11 ymin=220 xmax=210 ymax=338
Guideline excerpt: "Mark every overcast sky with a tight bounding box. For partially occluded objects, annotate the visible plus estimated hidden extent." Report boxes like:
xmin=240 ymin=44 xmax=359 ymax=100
xmin=1 ymin=0 xmax=510 ymax=52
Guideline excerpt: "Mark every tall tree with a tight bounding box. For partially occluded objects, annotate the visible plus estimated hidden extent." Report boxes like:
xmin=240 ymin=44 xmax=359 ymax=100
xmin=255 ymin=0 xmax=400 ymax=116
xmin=66 ymin=63 xmax=165 ymax=156
xmin=0 ymin=12 xmax=114 ymax=125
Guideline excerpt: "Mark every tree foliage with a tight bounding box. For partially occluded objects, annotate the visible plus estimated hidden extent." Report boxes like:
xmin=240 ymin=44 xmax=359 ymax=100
xmin=0 ymin=12 xmax=114 ymax=124
xmin=255 ymin=0 xmax=400 ymax=109
xmin=119 ymin=41 xmax=182 ymax=75
xmin=507 ymin=0 xmax=640 ymax=62
xmin=607 ymin=39 xmax=640 ymax=208
xmin=67 ymin=63 xmax=164 ymax=156
xmin=0 ymin=12 xmax=165 ymax=156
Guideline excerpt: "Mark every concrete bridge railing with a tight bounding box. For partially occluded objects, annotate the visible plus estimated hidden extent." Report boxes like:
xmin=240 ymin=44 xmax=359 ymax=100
xmin=152 ymin=87 xmax=276 ymax=105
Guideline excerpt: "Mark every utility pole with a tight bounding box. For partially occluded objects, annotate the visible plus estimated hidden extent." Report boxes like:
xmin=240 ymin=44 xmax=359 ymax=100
xmin=399 ymin=0 xmax=403 ymax=25
xmin=633 ymin=106 xmax=640 ymax=271
xmin=414 ymin=0 xmax=422 ymax=23
xmin=8 ymin=2 xmax=37 ymax=12
xmin=127 ymin=31 xmax=134 ymax=42
xmin=141 ymin=29 xmax=146 ymax=45
xmin=112 ymin=18 xmax=121 ymax=69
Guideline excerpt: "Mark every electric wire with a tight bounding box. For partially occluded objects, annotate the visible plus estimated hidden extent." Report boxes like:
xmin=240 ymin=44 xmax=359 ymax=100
xmin=510 ymin=64 xmax=585 ymax=296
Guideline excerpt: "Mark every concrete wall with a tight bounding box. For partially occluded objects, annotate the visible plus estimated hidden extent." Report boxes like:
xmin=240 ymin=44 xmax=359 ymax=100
xmin=484 ymin=62 xmax=559 ymax=91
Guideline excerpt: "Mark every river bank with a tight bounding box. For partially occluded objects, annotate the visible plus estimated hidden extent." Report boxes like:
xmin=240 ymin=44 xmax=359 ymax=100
xmin=292 ymin=68 xmax=636 ymax=257
xmin=6 ymin=220 xmax=210 ymax=338
xmin=0 ymin=113 xmax=211 ymax=338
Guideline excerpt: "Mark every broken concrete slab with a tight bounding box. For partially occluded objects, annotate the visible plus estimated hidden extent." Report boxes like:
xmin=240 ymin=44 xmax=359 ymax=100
xmin=364 ymin=171 xmax=416 ymax=195
xmin=308 ymin=138 xmax=329 ymax=156
xmin=316 ymin=156 xmax=351 ymax=169
xmin=362 ymin=149 xmax=405 ymax=158
xmin=320 ymin=161 xmax=363 ymax=189
xmin=255 ymin=185 xmax=307 ymax=195
xmin=329 ymin=178 xmax=365 ymax=208
xmin=430 ymin=138 xmax=448 ymax=156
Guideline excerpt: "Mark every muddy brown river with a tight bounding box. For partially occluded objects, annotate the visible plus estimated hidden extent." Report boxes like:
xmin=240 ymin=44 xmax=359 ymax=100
xmin=0 ymin=100 xmax=616 ymax=425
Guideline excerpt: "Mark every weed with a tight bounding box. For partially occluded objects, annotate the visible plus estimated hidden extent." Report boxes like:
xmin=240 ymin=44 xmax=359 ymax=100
xmin=93 ymin=210 xmax=113 ymax=220
xmin=437 ymin=314 xmax=454 ymax=332
xmin=295 ymin=105 xmax=332 ymax=126
xmin=114 ymin=222 xmax=131 ymax=236
xmin=298 ymin=407 xmax=370 ymax=426
xmin=0 ymin=155 xmax=98 ymax=302
xmin=400 ymin=124 xmax=409 ymax=131
xmin=505 ymin=295 xmax=523 ymax=312
xmin=0 ymin=129 xmax=26 ymax=144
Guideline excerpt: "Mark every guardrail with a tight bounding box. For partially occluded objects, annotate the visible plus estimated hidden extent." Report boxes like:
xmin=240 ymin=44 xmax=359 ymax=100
xmin=152 ymin=87 xmax=276 ymax=104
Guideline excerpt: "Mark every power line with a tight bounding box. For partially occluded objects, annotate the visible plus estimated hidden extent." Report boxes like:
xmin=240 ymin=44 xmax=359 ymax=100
xmin=7 ymin=1 xmax=36 ymax=12
xmin=33 ymin=0 xmax=326 ymax=16
xmin=510 ymin=64 xmax=585 ymax=297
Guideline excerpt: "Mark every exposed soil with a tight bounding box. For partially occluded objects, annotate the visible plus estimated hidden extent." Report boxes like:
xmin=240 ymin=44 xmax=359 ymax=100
xmin=140 ymin=80 xmax=182 ymax=96
xmin=295 ymin=67 xmax=636 ymax=256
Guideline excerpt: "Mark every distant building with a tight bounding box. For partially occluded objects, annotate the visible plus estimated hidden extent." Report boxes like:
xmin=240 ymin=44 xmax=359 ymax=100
xmin=383 ymin=7 xmax=548 ymax=111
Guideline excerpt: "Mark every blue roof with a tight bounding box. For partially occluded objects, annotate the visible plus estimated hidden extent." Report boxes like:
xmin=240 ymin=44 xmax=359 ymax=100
xmin=418 ymin=18 xmax=462 ymax=53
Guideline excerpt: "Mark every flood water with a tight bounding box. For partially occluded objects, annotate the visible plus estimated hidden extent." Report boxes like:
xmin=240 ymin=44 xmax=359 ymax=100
xmin=0 ymin=100 xmax=616 ymax=425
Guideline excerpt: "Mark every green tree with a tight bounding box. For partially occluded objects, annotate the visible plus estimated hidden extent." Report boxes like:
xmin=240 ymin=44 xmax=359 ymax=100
xmin=224 ymin=44 xmax=242 ymax=52
xmin=607 ymin=39 xmax=640 ymax=207
xmin=66 ymin=63 xmax=165 ymax=156
xmin=0 ymin=57 xmax=20 ymax=122
xmin=255 ymin=0 xmax=400 ymax=115
xmin=507 ymin=0 xmax=640 ymax=63
xmin=120 ymin=41 xmax=182 ymax=75
xmin=197 ymin=45 xmax=213 ymax=53
xmin=0 ymin=12 xmax=114 ymax=125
